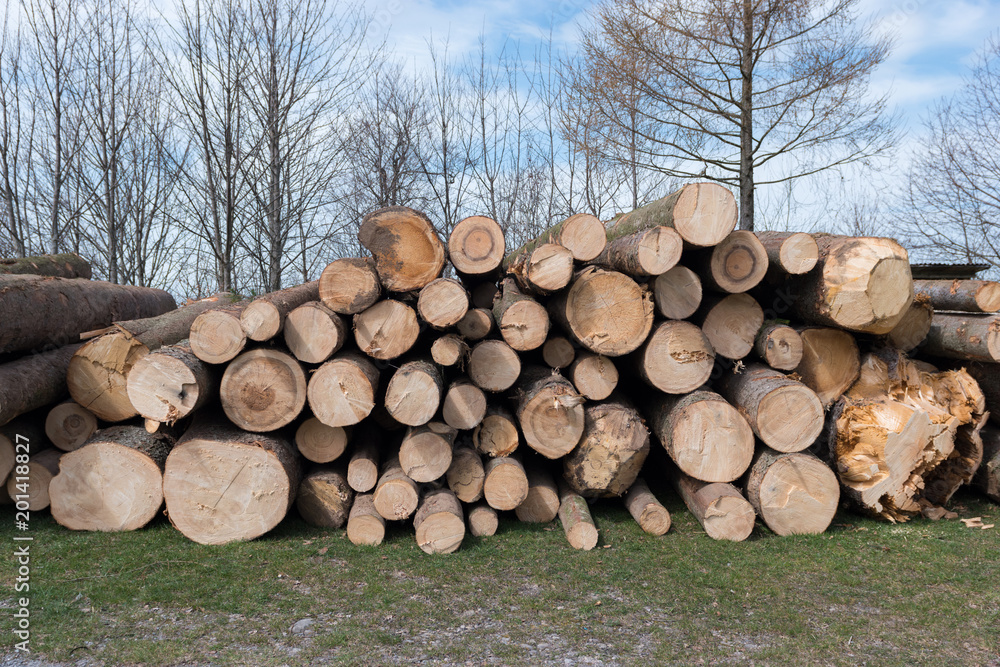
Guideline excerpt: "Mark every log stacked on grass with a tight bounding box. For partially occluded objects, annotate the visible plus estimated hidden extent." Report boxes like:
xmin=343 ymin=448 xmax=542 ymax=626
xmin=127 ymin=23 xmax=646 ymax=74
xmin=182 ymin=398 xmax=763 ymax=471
xmin=514 ymin=367 xmax=585 ymax=459
xmin=671 ymin=470 xmax=755 ymax=542
xmin=384 ymin=359 xmax=444 ymax=427
xmin=347 ymin=428 xmax=380 ymax=492
xmin=473 ymin=405 xmax=519 ymax=458
xmin=0 ymin=343 xmax=83 ymax=425
xmin=282 ymin=301 xmax=347 ymax=364
xmin=558 ymin=481 xmax=599 ymax=550
xmin=467 ymin=502 xmax=499 ymax=537
xmin=373 ymin=456 xmax=419 ymax=520
xmin=7 ymin=448 xmax=62 ymax=511
xmin=754 ymin=232 xmax=819 ymax=276
xmin=347 ymin=493 xmax=385 ymax=545
xmin=913 ymin=279 xmax=1000 ymax=314
xmin=515 ymin=465 xmax=560 ymax=523
xmin=126 ymin=341 xmax=215 ymax=425
xmin=414 ymin=488 xmax=465 ymax=554
xmin=633 ymin=320 xmax=715 ymax=394
xmin=483 ymin=455 xmax=528 ymax=510
xmin=563 ymin=397 xmax=649 ymax=498
xmin=308 ymin=353 xmax=380 ymax=427
xmin=295 ymin=418 xmax=348 ymax=464
xmin=446 ymin=445 xmax=485 ymax=503
xmin=1 ymin=416 xmax=50 ymax=482
xmin=241 ymin=281 xmax=320 ymax=342
xmin=296 ymin=465 xmax=353 ymax=529
xmin=0 ymin=252 xmax=92 ymax=279
xmin=743 ymin=449 xmax=839 ymax=536
xmin=625 ymin=478 xmax=671 ymax=535
xmin=358 ymin=206 xmax=446 ymax=292
xmin=922 ymin=415 xmax=987 ymax=507
xmin=399 ymin=422 xmax=456 ymax=483
xmin=45 ymin=401 xmax=97 ymax=451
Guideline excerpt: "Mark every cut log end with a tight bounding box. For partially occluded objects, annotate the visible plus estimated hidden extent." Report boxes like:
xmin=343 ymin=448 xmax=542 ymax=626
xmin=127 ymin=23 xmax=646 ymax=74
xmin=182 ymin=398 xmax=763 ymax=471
xmin=296 ymin=466 xmax=353 ymax=529
xmin=414 ymin=489 xmax=465 ymax=554
xmin=559 ymin=213 xmax=607 ymax=261
xmin=45 ymin=401 xmax=98 ymax=452
xmin=636 ymin=321 xmax=715 ymax=394
xmin=418 ymin=278 xmax=470 ymax=330
xmin=625 ymin=478 xmax=671 ymax=536
xmin=307 ymin=354 xmax=379 ymax=427
xmin=468 ymin=340 xmax=521 ymax=393
xmin=221 ymin=349 xmax=306 ymax=432
xmin=353 ymin=300 xmax=420 ymax=361
xmin=295 ymin=418 xmax=348 ymax=463
xmin=558 ymin=483 xmax=598 ymax=550
xmin=347 ymin=493 xmax=385 ymax=545
xmin=448 ymin=215 xmax=505 ymax=276
xmin=319 ymin=258 xmax=381 ymax=315
xmin=483 ymin=456 xmax=529 ymax=510
xmin=284 ymin=302 xmax=347 ymax=364
xmin=190 ymin=310 xmax=246 ymax=365
xmin=542 ymin=337 xmax=576 ymax=369
xmin=747 ymin=451 xmax=840 ymax=536
xmin=359 ymin=206 xmax=446 ymax=292
xmin=706 ymin=231 xmax=769 ymax=293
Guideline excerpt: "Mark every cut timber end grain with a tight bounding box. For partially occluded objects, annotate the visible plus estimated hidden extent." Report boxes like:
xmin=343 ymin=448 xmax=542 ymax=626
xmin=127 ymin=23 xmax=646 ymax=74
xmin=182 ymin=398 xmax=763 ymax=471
xmin=558 ymin=482 xmax=599 ymax=550
xmin=595 ymin=226 xmax=682 ymax=278
xmin=373 ymin=456 xmax=419 ymax=520
xmin=358 ymin=206 xmax=446 ymax=292
xmin=431 ymin=334 xmax=470 ymax=368
xmin=634 ymin=320 xmax=715 ymax=394
xmin=418 ymin=278 xmax=469 ymax=330
xmin=755 ymin=231 xmax=819 ymax=275
xmin=414 ymin=488 xmax=465 ymax=554
xmin=446 ymin=446 xmax=485 ymax=503
xmin=353 ymin=299 xmax=420 ymax=361
xmin=515 ymin=466 xmax=560 ymax=523
xmin=399 ymin=422 xmax=457 ymax=483
xmin=442 ymin=378 xmax=487 ymax=430
xmin=507 ymin=243 xmax=575 ymax=294
xmin=753 ymin=323 xmax=803 ymax=371
xmin=241 ymin=281 xmax=320 ymax=342
xmin=922 ymin=313 xmax=1000 ymax=362
xmin=189 ymin=304 xmax=248 ymax=365
xmin=467 ymin=502 xmax=499 ymax=537
xmin=126 ymin=341 xmax=214 ymax=424
xmin=515 ymin=367 xmax=585 ymax=459
xmin=347 ymin=428 xmax=380 ymax=492
xmin=699 ymin=293 xmax=764 ymax=360
xmin=347 ymin=493 xmax=385 ymax=546
xmin=744 ymin=449 xmax=839 ymax=536
xmin=653 ymin=265 xmax=703 ymax=320
xmin=456 ymin=308 xmax=494 ymax=341
xmin=468 ymin=340 xmax=521 ymax=392
xmin=913 ymin=279 xmax=1000 ymax=314
xmin=307 ymin=353 xmax=379 ymax=427
xmin=295 ymin=418 xmax=348 ymax=464
xmin=384 ymin=359 xmax=443 ymax=427
xmin=553 ymin=213 xmax=607 ymax=261
xmin=563 ymin=397 xmax=650 ymax=498
xmin=296 ymin=466 xmax=353 ymax=529
xmin=283 ymin=301 xmax=347 ymax=364
xmin=220 ymin=349 xmax=306 ymax=432
xmin=483 ymin=456 xmax=529 ymax=510
xmin=794 ymin=327 xmax=861 ymax=408
xmin=672 ymin=472 xmax=755 ymax=541
xmin=494 ymin=278 xmax=550 ymax=351
xmin=568 ymin=353 xmax=618 ymax=401
xmin=608 ymin=182 xmax=736 ymax=247
xmin=922 ymin=416 xmax=986 ymax=507
xmin=542 ymin=337 xmax=576 ymax=369
xmin=319 ymin=258 xmax=381 ymax=315
xmin=473 ymin=404 xmax=520 ymax=457
xmin=45 ymin=401 xmax=97 ymax=452
xmin=701 ymin=230 xmax=769 ymax=293
xmin=7 ymin=449 xmax=61 ymax=511
xmin=886 ymin=299 xmax=933 ymax=352
xmin=625 ymin=478 xmax=671 ymax=536
xmin=449 ymin=215 xmax=506 ymax=276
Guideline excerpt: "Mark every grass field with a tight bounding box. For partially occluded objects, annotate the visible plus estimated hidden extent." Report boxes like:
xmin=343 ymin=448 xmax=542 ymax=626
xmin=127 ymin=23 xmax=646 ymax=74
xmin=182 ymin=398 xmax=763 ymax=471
xmin=2 ymin=487 xmax=999 ymax=666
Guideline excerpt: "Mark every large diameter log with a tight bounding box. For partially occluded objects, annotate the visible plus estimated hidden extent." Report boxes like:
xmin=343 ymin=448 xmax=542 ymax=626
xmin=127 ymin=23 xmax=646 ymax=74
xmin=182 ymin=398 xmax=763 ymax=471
xmin=483 ymin=455 xmax=529 ymax=510
xmin=693 ymin=230 xmax=769 ymax=293
xmin=886 ymin=299 xmax=933 ymax=352
xmin=446 ymin=445 xmax=485 ymax=503
xmin=515 ymin=465 xmax=560 ymax=523
xmin=430 ymin=334 xmax=470 ymax=368
xmin=358 ymin=206 xmax=446 ymax=292
xmin=515 ymin=367 xmax=586 ymax=459
xmin=754 ymin=232 xmax=819 ymax=275
xmin=753 ymin=322 xmax=803 ymax=371
xmin=652 ymin=265 xmax=702 ymax=320
xmin=384 ymin=359 xmax=444 ymax=427
xmin=643 ymin=390 xmax=755 ymax=483
xmin=347 ymin=427 xmax=381 ymax=493
xmin=794 ymin=327 xmax=861 ymax=408
xmin=563 ymin=397 xmax=650 ymax=498
xmin=548 ymin=267 xmax=654 ymax=357
xmin=503 ymin=242 xmax=574 ymax=295
xmin=632 ymin=321 xmax=715 ymax=394
xmin=448 ymin=215 xmax=505 ymax=277
xmin=45 ymin=401 xmax=98 ymax=452
xmin=283 ymin=301 xmax=347 ymax=364
xmin=0 ymin=342 xmax=82 ymax=426
xmin=296 ymin=465 xmax=353 ymax=529
xmin=417 ymin=278 xmax=469 ymax=330
xmin=162 ymin=418 xmax=300 ymax=545
xmin=353 ymin=299 xmax=420 ymax=360
xmin=922 ymin=415 xmax=986 ymax=507
xmin=468 ymin=340 xmax=521 ymax=393
xmin=399 ymin=422 xmax=456 ymax=483
xmin=606 ymin=182 xmax=737 ymax=247
xmin=473 ymin=404 xmax=520 ymax=458
xmin=558 ymin=481 xmax=598 ymax=550
xmin=307 ymin=353 xmax=380 ymax=427
xmin=242 ymin=281 xmax=320 ymax=342
xmin=126 ymin=341 xmax=215 ymax=425
xmin=671 ymin=471 xmax=755 ymax=541
xmin=373 ymin=456 xmax=419 ymax=520
xmin=0 ymin=275 xmax=175 ymax=353
xmin=0 ymin=252 xmax=91 ymax=279
xmin=220 ymin=349 xmax=307 ymax=432
xmin=442 ymin=378 xmax=487 ymax=431
xmin=295 ymin=418 xmax=348 ymax=464
xmin=189 ymin=300 xmax=250 ymax=364
xmin=744 ymin=449 xmax=839 ymax=536
xmin=7 ymin=448 xmax=61 ymax=511
xmin=542 ymin=337 xmax=575 ymax=369
xmin=715 ymin=363 xmax=824 ymax=453
xmin=697 ymin=293 xmax=764 ymax=360
xmin=625 ymin=478 xmax=671 ymax=536
xmin=593 ymin=226 xmax=682 ymax=278
xmin=467 ymin=502 xmax=499 ymax=537
xmin=493 ymin=278 xmax=550 ymax=352
xmin=567 ymin=353 xmax=618 ymax=401
xmin=49 ymin=426 xmax=175 ymax=531
xmin=974 ymin=423 xmax=1000 ymax=503
xmin=414 ymin=488 xmax=465 ymax=554
xmin=318 ymin=258 xmax=381 ymax=314
xmin=913 ymin=279 xmax=1000 ymax=314
xmin=921 ymin=313 xmax=1000 ymax=362
xmin=347 ymin=493 xmax=385 ymax=545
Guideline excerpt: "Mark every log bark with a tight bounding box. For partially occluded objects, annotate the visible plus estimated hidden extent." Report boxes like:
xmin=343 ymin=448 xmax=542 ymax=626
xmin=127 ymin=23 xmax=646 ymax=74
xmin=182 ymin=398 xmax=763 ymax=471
xmin=754 ymin=232 xmax=819 ymax=275
xmin=632 ymin=321 xmax=714 ymax=394
xmin=347 ymin=493 xmax=385 ymax=545
xmin=319 ymin=258 xmax=381 ymax=314
xmin=503 ymin=242 xmax=574 ymax=295
xmin=283 ymin=301 xmax=347 ymax=364
xmin=795 ymin=327 xmax=861 ymax=408
xmin=753 ymin=322 xmax=803 ymax=371
xmin=307 ymin=352 xmax=380 ymax=427
xmin=220 ymin=349 xmax=307 ymax=432
xmin=515 ymin=366 xmax=586 ymax=459
xmin=399 ymin=422 xmax=456 ymax=483
xmin=430 ymin=334 xmax=470 ymax=368
xmin=921 ymin=313 xmax=1000 ymax=362
xmin=442 ymin=378 xmax=487 ymax=431
xmin=473 ymin=404 xmax=520 ymax=458
xmin=0 ymin=342 xmax=82 ymax=426
xmin=913 ymin=279 xmax=1000 ymax=313
xmin=353 ymin=299 xmax=421 ymax=360
xmin=455 ymin=308 xmax=495 ymax=341
xmin=45 ymin=401 xmax=97 ymax=452
xmin=591 ymin=226 xmax=682 ymax=277
xmin=384 ymin=358 xmax=444 ymax=427
xmin=513 ymin=213 xmax=607 ymax=263
xmin=241 ymin=281 xmax=320 ymax=342
xmin=563 ymin=396 xmax=650 ymax=498
xmin=468 ymin=340 xmax=521 ymax=392
xmin=414 ymin=488 xmax=465 ymax=554
xmin=515 ymin=465 xmax=560 ymax=523
xmin=493 ymin=278 xmax=550 ymax=352
xmin=448 ymin=215 xmax=505 ymax=277
xmin=296 ymin=465 xmax=353 ymax=529
xmin=974 ymin=423 xmax=1000 ymax=503
xmin=605 ymin=183 xmax=737 ymax=247
xmin=691 ymin=230 xmax=769 ymax=293
xmin=567 ymin=353 xmax=618 ymax=401
xmin=886 ymin=299 xmax=933 ymax=352
xmin=417 ymin=278 xmax=469 ymax=330
xmin=7 ymin=448 xmax=61 ymax=511
xmin=696 ymin=293 xmax=764 ymax=360
xmin=126 ymin=341 xmax=215 ymax=425
xmin=671 ymin=471 xmax=755 ymax=541
xmin=295 ymin=417 xmax=349 ymax=464
xmin=358 ymin=206 xmax=446 ymax=292
xmin=483 ymin=455 xmax=529 ymax=510
xmin=744 ymin=448 xmax=839 ymax=536
xmin=652 ymin=265 xmax=702 ymax=320
xmin=541 ymin=336 xmax=575 ymax=369
xmin=625 ymin=478 xmax=671 ymax=536
xmin=373 ymin=455 xmax=420 ymax=520
xmin=0 ymin=252 xmax=91 ymax=279
xmin=558 ymin=481 xmax=598 ymax=550
xmin=189 ymin=300 xmax=250 ymax=364
xmin=467 ymin=502 xmax=499 ymax=537
xmin=1 ymin=413 xmax=52 ymax=483
xmin=446 ymin=445 xmax=485 ymax=503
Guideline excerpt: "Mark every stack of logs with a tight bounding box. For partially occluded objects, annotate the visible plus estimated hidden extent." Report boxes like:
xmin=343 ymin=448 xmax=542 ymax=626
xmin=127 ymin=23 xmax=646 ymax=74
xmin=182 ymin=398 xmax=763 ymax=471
xmin=4 ymin=184 xmax=1000 ymax=554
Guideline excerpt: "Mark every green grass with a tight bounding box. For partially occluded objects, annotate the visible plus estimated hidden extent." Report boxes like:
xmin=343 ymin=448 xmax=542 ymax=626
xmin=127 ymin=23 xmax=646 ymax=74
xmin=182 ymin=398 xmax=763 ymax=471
xmin=2 ymin=489 xmax=999 ymax=666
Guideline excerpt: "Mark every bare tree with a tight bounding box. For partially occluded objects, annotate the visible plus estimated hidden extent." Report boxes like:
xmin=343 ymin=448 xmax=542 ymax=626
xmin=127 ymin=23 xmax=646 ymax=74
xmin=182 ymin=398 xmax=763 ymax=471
xmin=0 ymin=16 xmax=36 ymax=257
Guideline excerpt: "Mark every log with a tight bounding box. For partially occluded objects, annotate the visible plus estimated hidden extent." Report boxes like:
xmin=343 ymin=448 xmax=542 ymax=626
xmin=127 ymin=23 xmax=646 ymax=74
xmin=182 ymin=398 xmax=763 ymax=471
xmin=318 ymin=258 xmax=381 ymax=314
xmin=126 ymin=340 xmax=215 ymax=425
xmin=455 ymin=308 xmax=495 ymax=341
xmin=605 ymin=182 xmax=737 ymax=247
xmin=0 ymin=415 xmax=49 ymax=482
xmin=446 ymin=445 xmax=485 ymax=503
xmin=0 ymin=435 xmax=11 ymax=485
xmin=715 ymin=363 xmax=824 ymax=453
xmin=45 ymin=401 xmax=98 ymax=452
xmin=515 ymin=465 xmax=560 ymax=523
xmin=753 ymin=322 xmax=803 ymax=371
xmin=913 ymin=279 xmax=1000 ymax=314
xmin=347 ymin=493 xmax=385 ymax=545
xmin=220 ymin=349 xmax=306 ymax=432
xmin=754 ymin=231 xmax=819 ymax=275
xmin=633 ymin=320 xmax=715 ymax=394
xmin=974 ymin=423 xmax=1000 ymax=503
xmin=541 ymin=336 xmax=575 ymax=369
xmin=473 ymin=404 xmax=520 ymax=458
xmin=384 ymin=358 xmax=444 ymax=427
xmin=448 ymin=215 xmax=505 ymax=277
xmin=49 ymin=426 xmax=175 ymax=531
xmin=417 ymin=278 xmax=469 ymax=330
xmin=295 ymin=417 xmax=349 ymax=464
xmin=7 ymin=448 xmax=61 ymax=511
xmin=592 ymin=226 xmax=682 ymax=278
xmin=241 ymin=281 xmax=320 ymax=342
xmin=671 ymin=471 xmax=755 ymax=541
xmin=282 ymin=301 xmax=347 ymax=364
xmin=744 ymin=449 xmax=839 ymax=536
xmin=468 ymin=340 xmax=521 ymax=393
xmin=643 ymin=390 xmax=755 ymax=483
xmin=493 ymin=278 xmax=550 ymax=352
xmin=795 ymin=327 xmax=861 ymax=408
xmin=697 ymin=293 xmax=764 ymax=360
xmin=0 ymin=252 xmax=91 ymax=279
xmin=921 ymin=313 xmax=1000 ymax=362
xmin=966 ymin=363 xmax=1000 ymax=427
xmin=548 ymin=267 xmax=654 ymax=357
xmin=414 ymin=488 xmax=465 ymax=554
xmin=442 ymin=378 xmax=487 ymax=431
xmin=483 ymin=455 xmax=529 ymax=510
xmin=353 ymin=299 xmax=421 ymax=360
xmin=0 ymin=342 xmax=82 ymax=425
xmin=372 ymin=455 xmax=420 ymax=520
xmin=347 ymin=429 xmax=381 ymax=493
xmin=358 ymin=206 xmax=446 ymax=292
xmin=922 ymin=415 xmax=987 ymax=507
xmin=624 ymin=478 xmax=671 ymax=535
xmin=515 ymin=367 xmax=586 ymax=459
xmin=567 ymin=353 xmax=618 ymax=401
xmin=189 ymin=300 xmax=250 ymax=364
xmin=296 ymin=465 xmax=353 ymax=529
xmin=0 ymin=275 xmax=176 ymax=353
xmin=399 ymin=422 xmax=457 ymax=483
xmin=503 ymin=243 xmax=574 ymax=295
xmin=692 ymin=230 xmax=769 ymax=293
xmin=430 ymin=334 xmax=470 ymax=368
xmin=886 ymin=298 xmax=933 ymax=352
xmin=652 ymin=265 xmax=702 ymax=320
xmin=307 ymin=352 xmax=380 ymax=427
xmin=515 ymin=213 xmax=606 ymax=263
xmin=563 ymin=397 xmax=650 ymax=498
xmin=467 ymin=502 xmax=499 ymax=537
xmin=558 ymin=481 xmax=598 ymax=550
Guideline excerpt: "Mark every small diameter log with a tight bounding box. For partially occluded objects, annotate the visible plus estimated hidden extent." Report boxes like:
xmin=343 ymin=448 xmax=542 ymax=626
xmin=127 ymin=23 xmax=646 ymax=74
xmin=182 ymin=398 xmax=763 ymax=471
xmin=515 ymin=465 xmax=560 ymax=523
xmin=483 ymin=455 xmax=529 ymax=510
xmin=671 ymin=471 xmax=755 ymax=541
xmin=319 ymin=258 xmax=381 ymax=314
xmin=527 ymin=213 xmax=608 ymax=262
xmin=126 ymin=341 xmax=215 ymax=425
xmin=468 ymin=340 xmax=521 ymax=392
xmin=548 ymin=267 xmax=654 ymax=357
xmin=241 ymin=281 xmax=320 ymax=342
xmin=0 ymin=342 xmax=82 ymax=425
xmin=563 ymin=397 xmax=650 ymax=498
xmin=446 ymin=445 xmax=485 ymax=503
xmin=384 ymin=358 xmax=444 ymax=427
xmin=692 ymin=230 xmax=769 ymax=293
xmin=50 ymin=426 xmax=175 ymax=531
xmin=795 ymin=327 xmax=861 ymax=408
xmin=643 ymin=390 xmax=755 ymax=483
xmin=358 ymin=206 xmax=446 ymax=292
xmin=974 ymin=423 xmax=1000 ymax=503
xmin=283 ymin=301 xmax=347 ymax=364
xmin=417 ymin=278 xmax=469 ymax=330
xmin=515 ymin=367 xmax=586 ymax=459
xmin=308 ymin=353 xmax=380 ymax=427
xmin=744 ymin=449 xmax=839 ymax=536
xmin=399 ymin=422 xmax=457 ymax=483
xmin=922 ymin=313 xmax=1000 ymax=362
xmin=886 ymin=299 xmax=933 ymax=352
xmin=493 ymin=278 xmax=550 ymax=352
xmin=7 ymin=448 xmax=61 ymax=511
xmin=0 ymin=252 xmax=91 ymax=279
xmin=753 ymin=322 xmax=803 ymax=371
xmin=348 ymin=434 xmax=381 ymax=493
xmin=347 ymin=493 xmax=385 ymax=545
xmin=606 ymin=182 xmax=737 ymax=247
xmin=755 ymin=232 xmax=819 ymax=275
xmin=593 ymin=226 xmax=682 ymax=278
xmin=715 ymin=363 xmax=824 ymax=453
xmin=567 ymin=353 xmax=618 ymax=401
xmin=220 ymin=349 xmax=307 ymax=432
xmin=442 ymin=378 xmax=487 ymax=431
xmin=504 ymin=242 xmax=575 ymax=295
xmin=633 ymin=321 xmax=715 ymax=394
xmin=0 ymin=275 xmax=176 ymax=353
xmin=473 ymin=404 xmax=520 ymax=458
xmin=353 ymin=299 xmax=420 ymax=361
xmin=467 ymin=502 xmax=499 ymax=537
xmin=542 ymin=337 xmax=576 ymax=369
xmin=296 ymin=465 xmax=353 ymax=529
xmin=558 ymin=481 xmax=598 ymax=550
xmin=295 ymin=417 xmax=349 ymax=464
xmin=456 ymin=308 xmax=495 ymax=340
xmin=913 ymin=279 xmax=1000 ymax=314
xmin=625 ymin=478 xmax=671 ymax=536
xmin=0 ymin=416 xmax=48 ymax=481
xmin=448 ymin=215 xmax=505 ymax=277
xmin=373 ymin=456 xmax=420 ymax=520
xmin=45 ymin=401 xmax=97 ymax=452
xmin=430 ymin=334 xmax=470 ymax=368
xmin=189 ymin=300 xmax=249 ymax=364
xmin=652 ymin=265 xmax=702 ymax=320
xmin=414 ymin=488 xmax=465 ymax=554
xmin=697 ymin=293 xmax=764 ymax=360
